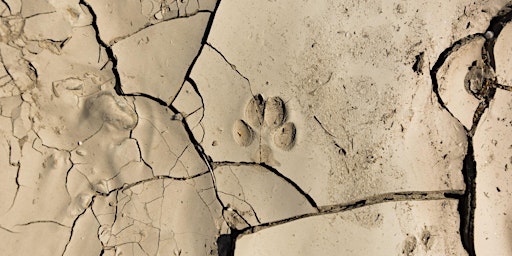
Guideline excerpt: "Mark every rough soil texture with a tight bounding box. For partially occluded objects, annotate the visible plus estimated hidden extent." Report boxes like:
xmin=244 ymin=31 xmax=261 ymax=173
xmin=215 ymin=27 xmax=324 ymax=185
xmin=0 ymin=0 xmax=511 ymax=255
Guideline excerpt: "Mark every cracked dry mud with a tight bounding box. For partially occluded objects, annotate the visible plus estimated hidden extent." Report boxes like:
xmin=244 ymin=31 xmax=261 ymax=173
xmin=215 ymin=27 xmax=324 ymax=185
xmin=1 ymin=1 xmax=512 ymax=256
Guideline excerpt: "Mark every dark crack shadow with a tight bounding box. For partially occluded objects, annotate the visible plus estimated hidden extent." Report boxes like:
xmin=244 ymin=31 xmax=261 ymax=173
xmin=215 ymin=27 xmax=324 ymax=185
xmin=217 ymin=232 xmax=239 ymax=256
xmin=430 ymin=3 xmax=512 ymax=255
xmin=79 ymin=0 xmax=123 ymax=96
xmin=236 ymin=190 xmax=463 ymax=237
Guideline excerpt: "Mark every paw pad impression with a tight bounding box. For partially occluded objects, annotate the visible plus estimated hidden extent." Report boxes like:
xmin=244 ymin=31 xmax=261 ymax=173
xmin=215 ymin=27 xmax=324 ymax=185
xmin=232 ymin=94 xmax=296 ymax=151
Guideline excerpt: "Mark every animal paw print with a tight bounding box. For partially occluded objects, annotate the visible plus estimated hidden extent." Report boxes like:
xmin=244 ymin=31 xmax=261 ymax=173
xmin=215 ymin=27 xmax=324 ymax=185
xmin=232 ymin=94 xmax=296 ymax=151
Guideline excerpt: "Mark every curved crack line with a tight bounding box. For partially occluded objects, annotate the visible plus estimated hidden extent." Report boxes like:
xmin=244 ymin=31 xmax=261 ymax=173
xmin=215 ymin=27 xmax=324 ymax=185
xmin=134 ymin=116 xmax=183 ymax=170
xmin=237 ymin=190 xmax=463 ymax=237
xmin=212 ymin=161 xmax=319 ymax=210
xmin=204 ymin=42 xmax=255 ymax=96
xmin=218 ymin=190 xmax=262 ymax=225
xmin=430 ymin=32 xmax=485 ymax=125
xmin=0 ymin=225 xmax=16 ymax=233
xmin=61 ymin=201 xmax=92 ymax=256
xmin=430 ymin=33 xmax=480 ymax=256
xmin=15 ymin=220 xmax=70 ymax=228
xmin=94 ymin=171 xmax=211 ymax=197
xmin=430 ymin=4 xmax=512 ymax=255
xmin=107 ymin=10 xmax=213 ymax=47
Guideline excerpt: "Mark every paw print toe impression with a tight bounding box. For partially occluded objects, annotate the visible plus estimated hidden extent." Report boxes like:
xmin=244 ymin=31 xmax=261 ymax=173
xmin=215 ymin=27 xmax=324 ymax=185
xmin=273 ymin=121 xmax=296 ymax=151
xmin=232 ymin=119 xmax=254 ymax=147
xmin=232 ymin=94 xmax=297 ymax=152
xmin=244 ymin=93 xmax=265 ymax=127
xmin=264 ymin=96 xmax=285 ymax=128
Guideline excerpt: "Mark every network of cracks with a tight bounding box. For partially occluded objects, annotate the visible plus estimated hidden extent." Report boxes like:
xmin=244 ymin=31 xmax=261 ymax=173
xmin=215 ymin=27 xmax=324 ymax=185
xmin=0 ymin=0 xmax=511 ymax=255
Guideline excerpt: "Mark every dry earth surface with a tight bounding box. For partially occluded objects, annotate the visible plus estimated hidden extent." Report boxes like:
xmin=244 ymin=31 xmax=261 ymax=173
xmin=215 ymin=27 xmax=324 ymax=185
xmin=0 ymin=0 xmax=511 ymax=255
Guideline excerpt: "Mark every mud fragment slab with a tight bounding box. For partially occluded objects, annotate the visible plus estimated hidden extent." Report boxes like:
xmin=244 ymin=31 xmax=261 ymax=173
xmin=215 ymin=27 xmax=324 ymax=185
xmin=24 ymin=12 xmax=72 ymax=41
xmin=85 ymin=0 xmax=213 ymax=44
xmin=436 ymin=36 xmax=484 ymax=129
xmin=84 ymin=0 xmax=150 ymax=44
xmin=172 ymin=79 xmax=205 ymax=140
xmin=113 ymin=13 xmax=210 ymax=103
xmin=101 ymin=174 xmax=223 ymax=256
xmin=235 ymin=200 xmax=466 ymax=256
xmin=172 ymin=79 xmax=203 ymax=116
xmin=62 ymin=208 xmax=102 ymax=256
xmin=0 ymin=42 xmax=35 ymax=92
xmin=20 ymin=0 xmax=55 ymax=18
xmin=474 ymin=89 xmax=512 ymax=256
xmin=132 ymin=97 xmax=207 ymax=178
xmin=0 ymin=222 xmax=71 ymax=256
xmin=214 ymin=164 xmax=317 ymax=228
xmin=69 ymin=126 xmax=153 ymax=194
xmin=0 ymin=133 xmax=75 ymax=227
xmin=26 ymin=26 xmax=111 ymax=86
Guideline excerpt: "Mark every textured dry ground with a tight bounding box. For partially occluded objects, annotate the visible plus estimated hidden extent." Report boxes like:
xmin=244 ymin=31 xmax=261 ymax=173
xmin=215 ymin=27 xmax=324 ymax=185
xmin=0 ymin=0 xmax=511 ymax=255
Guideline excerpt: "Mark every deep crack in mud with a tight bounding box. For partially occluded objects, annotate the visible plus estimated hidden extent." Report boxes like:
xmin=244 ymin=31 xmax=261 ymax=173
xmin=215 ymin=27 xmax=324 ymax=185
xmin=431 ymin=3 xmax=512 ymax=255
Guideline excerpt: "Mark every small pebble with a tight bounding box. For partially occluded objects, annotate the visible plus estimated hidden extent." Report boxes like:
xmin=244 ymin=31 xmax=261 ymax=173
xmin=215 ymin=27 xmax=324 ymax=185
xmin=484 ymin=31 xmax=494 ymax=39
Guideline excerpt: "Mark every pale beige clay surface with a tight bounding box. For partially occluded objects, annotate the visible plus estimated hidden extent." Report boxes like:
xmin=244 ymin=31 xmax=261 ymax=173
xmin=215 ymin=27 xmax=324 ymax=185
xmin=474 ymin=90 xmax=512 ymax=256
xmin=0 ymin=0 xmax=511 ymax=256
